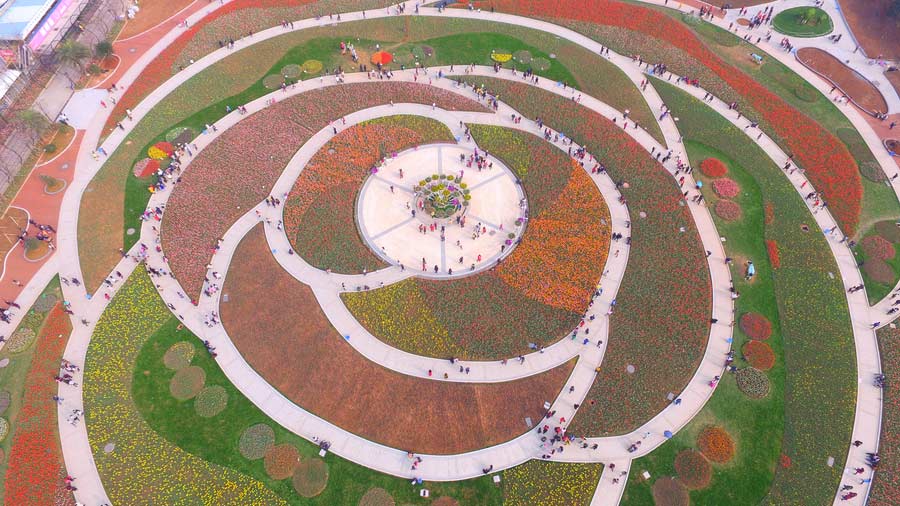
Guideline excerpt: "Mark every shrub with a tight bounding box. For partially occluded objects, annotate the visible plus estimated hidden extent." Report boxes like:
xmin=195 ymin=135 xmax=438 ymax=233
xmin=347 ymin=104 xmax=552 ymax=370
xmin=168 ymin=365 xmax=205 ymax=400
xmin=292 ymin=458 xmax=329 ymax=497
xmin=714 ymin=199 xmax=742 ymax=221
xmin=43 ymin=144 xmax=57 ymax=153
xmin=740 ymin=312 xmax=772 ymax=340
xmin=697 ymin=426 xmax=735 ymax=463
xmin=864 ymin=259 xmax=895 ymax=284
xmin=742 ymin=340 xmax=775 ymax=370
xmin=651 ymin=477 xmax=689 ymax=506
xmin=766 ymin=239 xmax=781 ymax=269
xmin=162 ymin=341 xmax=195 ymax=370
xmin=736 ymin=367 xmax=772 ymax=399
xmin=862 ymin=235 xmax=896 ymax=261
xmin=674 ymin=449 xmax=712 ymax=489
xmin=193 ymin=385 xmax=227 ymax=418
xmin=263 ymin=444 xmax=300 ymax=480
xmin=359 ymin=487 xmax=395 ymax=506
xmin=712 ymin=177 xmax=740 ymax=198
xmin=699 ymin=158 xmax=727 ymax=177
xmin=238 ymin=423 xmax=274 ymax=460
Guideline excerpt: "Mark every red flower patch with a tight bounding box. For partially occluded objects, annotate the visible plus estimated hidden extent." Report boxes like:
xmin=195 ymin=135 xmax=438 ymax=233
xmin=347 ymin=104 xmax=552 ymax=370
xmin=712 ymin=177 xmax=740 ymax=198
xmin=714 ymin=199 xmax=742 ymax=222
xmin=740 ymin=312 xmax=772 ymax=340
xmin=861 ymin=235 xmax=896 ymax=261
xmin=699 ymin=158 xmax=727 ymax=177
xmin=742 ymin=340 xmax=775 ymax=370
xmin=766 ymin=239 xmax=781 ymax=269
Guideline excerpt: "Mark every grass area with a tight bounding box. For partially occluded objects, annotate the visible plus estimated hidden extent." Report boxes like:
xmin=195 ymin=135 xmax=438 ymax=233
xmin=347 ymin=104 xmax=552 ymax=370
xmin=772 ymin=7 xmax=834 ymax=37
xmin=651 ymin=79 xmax=855 ymax=505
xmin=133 ymin=318 xmax=503 ymax=504
xmin=80 ymin=15 xmax=661 ymax=292
xmin=0 ymin=278 xmax=61 ymax=503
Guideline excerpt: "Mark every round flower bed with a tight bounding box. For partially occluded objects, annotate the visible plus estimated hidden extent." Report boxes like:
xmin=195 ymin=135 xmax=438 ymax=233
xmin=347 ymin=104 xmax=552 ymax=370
xmin=194 ymin=385 xmax=227 ymax=418
xmin=862 ymin=235 xmax=896 ymax=261
xmin=32 ymin=293 xmax=57 ymax=313
xmin=742 ymin=340 xmax=775 ymax=371
xmin=532 ymin=57 xmax=551 ymax=71
xmin=864 ymin=259 xmax=895 ymax=284
xmin=697 ymin=426 xmax=735 ymax=463
xmin=415 ymin=176 xmax=470 ymax=218
xmin=875 ymin=220 xmax=900 ymax=243
xmin=651 ymin=477 xmax=689 ymax=506
xmin=238 ymin=423 xmax=275 ymax=460
xmin=302 ymin=59 xmax=323 ymax=74
xmin=6 ymin=328 xmax=36 ymax=353
xmin=165 ymin=126 xmax=196 ymax=145
xmin=263 ymin=74 xmax=285 ymax=90
xmin=712 ymin=178 xmax=740 ymax=198
xmin=740 ymin=312 xmax=772 ymax=340
xmin=490 ymin=50 xmax=512 ymax=63
xmin=263 ymin=444 xmax=300 ymax=480
xmin=169 ymin=365 xmax=206 ymax=400
xmin=699 ymin=158 xmax=727 ymax=177
xmin=282 ymin=64 xmax=302 ymax=79
xmin=292 ymin=458 xmax=329 ymax=497
xmin=0 ymin=418 xmax=8 ymax=442
xmin=736 ymin=367 xmax=771 ymax=399
xmin=674 ymin=449 xmax=712 ymax=489
xmin=860 ymin=161 xmax=887 ymax=183
xmin=148 ymin=141 xmax=174 ymax=160
xmin=163 ymin=341 xmax=195 ymax=371
xmin=359 ymin=487 xmax=395 ymax=506
xmin=513 ymin=50 xmax=533 ymax=64
xmin=714 ymin=199 xmax=742 ymax=222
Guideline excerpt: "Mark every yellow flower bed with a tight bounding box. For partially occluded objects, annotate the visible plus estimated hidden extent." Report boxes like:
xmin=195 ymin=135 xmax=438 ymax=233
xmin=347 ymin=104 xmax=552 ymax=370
xmin=491 ymin=52 xmax=513 ymax=63
xmin=84 ymin=271 xmax=283 ymax=505
xmin=503 ymin=460 xmax=603 ymax=506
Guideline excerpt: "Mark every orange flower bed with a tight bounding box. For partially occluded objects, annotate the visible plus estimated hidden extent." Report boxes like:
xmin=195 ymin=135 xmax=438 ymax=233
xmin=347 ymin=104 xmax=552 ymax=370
xmin=740 ymin=312 xmax=772 ymax=340
xmin=498 ymin=161 xmax=610 ymax=312
xmin=699 ymin=158 xmax=727 ymax=177
xmin=674 ymin=449 xmax=712 ymax=489
xmin=766 ymin=239 xmax=781 ymax=269
xmin=697 ymin=426 xmax=735 ymax=463
xmin=742 ymin=340 xmax=775 ymax=370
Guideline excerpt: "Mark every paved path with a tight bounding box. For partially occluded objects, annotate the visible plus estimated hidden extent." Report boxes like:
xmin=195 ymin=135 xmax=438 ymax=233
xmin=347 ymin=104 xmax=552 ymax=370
xmin=0 ymin=2 xmax=878 ymax=504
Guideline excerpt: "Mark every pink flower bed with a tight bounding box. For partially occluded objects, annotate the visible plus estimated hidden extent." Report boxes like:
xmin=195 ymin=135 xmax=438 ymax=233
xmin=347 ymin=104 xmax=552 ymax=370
xmin=714 ymin=199 xmax=742 ymax=222
xmin=712 ymin=178 xmax=740 ymax=198
xmin=161 ymin=82 xmax=488 ymax=297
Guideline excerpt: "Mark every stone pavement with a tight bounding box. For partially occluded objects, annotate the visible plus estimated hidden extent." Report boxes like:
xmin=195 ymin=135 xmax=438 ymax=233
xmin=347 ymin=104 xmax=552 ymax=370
xmin=0 ymin=2 xmax=878 ymax=505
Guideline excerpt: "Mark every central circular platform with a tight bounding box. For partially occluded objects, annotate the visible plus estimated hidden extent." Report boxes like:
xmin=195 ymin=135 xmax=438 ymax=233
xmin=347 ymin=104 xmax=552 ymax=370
xmin=357 ymin=143 xmax=526 ymax=278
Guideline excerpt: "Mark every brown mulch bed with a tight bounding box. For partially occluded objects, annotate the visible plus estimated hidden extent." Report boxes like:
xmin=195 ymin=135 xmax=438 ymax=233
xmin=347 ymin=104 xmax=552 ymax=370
xmin=839 ymin=0 xmax=900 ymax=60
xmin=796 ymin=47 xmax=888 ymax=115
xmin=220 ymin=225 xmax=574 ymax=454
xmin=887 ymin=71 xmax=900 ymax=101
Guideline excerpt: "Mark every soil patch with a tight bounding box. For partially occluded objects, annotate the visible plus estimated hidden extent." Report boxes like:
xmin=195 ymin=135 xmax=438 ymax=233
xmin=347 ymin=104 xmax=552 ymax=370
xmin=796 ymin=47 xmax=888 ymax=115
xmin=221 ymin=226 xmax=574 ymax=454
xmin=119 ymin=0 xmax=196 ymax=40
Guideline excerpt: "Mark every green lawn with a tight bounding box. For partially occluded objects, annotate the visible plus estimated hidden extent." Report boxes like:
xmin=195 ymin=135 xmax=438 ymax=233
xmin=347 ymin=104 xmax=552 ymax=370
xmin=772 ymin=7 xmax=834 ymax=37
xmin=649 ymin=79 xmax=855 ymax=505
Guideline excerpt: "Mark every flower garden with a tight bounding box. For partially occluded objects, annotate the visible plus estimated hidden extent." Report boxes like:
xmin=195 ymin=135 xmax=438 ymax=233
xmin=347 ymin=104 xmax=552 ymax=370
xmin=5 ymin=1 xmax=895 ymax=505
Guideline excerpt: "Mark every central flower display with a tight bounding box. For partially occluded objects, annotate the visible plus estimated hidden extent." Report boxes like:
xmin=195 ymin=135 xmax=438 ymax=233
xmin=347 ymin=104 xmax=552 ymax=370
xmin=415 ymin=174 xmax=471 ymax=219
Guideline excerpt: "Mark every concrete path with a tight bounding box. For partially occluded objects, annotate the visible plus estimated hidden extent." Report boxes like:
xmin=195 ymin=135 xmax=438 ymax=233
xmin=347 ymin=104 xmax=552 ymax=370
xmin=0 ymin=2 xmax=875 ymax=504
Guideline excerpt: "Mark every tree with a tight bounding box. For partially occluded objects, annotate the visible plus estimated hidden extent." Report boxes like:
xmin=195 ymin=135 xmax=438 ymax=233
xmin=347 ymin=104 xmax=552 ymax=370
xmin=17 ymin=110 xmax=49 ymax=138
xmin=55 ymin=40 xmax=90 ymax=68
xmin=94 ymin=40 xmax=114 ymax=59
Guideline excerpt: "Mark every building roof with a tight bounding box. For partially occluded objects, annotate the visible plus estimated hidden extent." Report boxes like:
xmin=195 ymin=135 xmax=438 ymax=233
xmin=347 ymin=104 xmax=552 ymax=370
xmin=0 ymin=0 xmax=57 ymax=41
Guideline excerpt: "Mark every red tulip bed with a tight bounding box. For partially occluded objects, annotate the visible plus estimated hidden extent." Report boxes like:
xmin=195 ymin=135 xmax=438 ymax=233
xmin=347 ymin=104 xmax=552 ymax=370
xmin=871 ymin=326 xmax=900 ymax=506
xmin=461 ymin=77 xmax=710 ymax=435
xmin=343 ymin=126 xmax=610 ymax=360
xmin=161 ymin=82 xmax=488 ymax=297
xmin=488 ymin=0 xmax=862 ymax=236
xmin=3 ymin=305 xmax=75 ymax=506
xmin=284 ymin=115 xmax=454 ymax=274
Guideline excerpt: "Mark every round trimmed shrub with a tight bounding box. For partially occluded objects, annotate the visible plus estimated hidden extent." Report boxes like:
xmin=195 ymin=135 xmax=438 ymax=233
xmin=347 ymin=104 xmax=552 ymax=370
xmin=0 ymin=391 xmax=10 ymax=416
xmin=714 ymin=200 xmax=742 ymax=222
xmin=194 ymin=385 xmax=227 ymax=418
xmin=697 ymin=426 xmax=735 ymax=463
xmin=712 ymin=178 xmax=740 ymax=198
xmin=32 ymin=293 xmax=58 ymax=313
xmin=239 ymin=423 xmax=275 ymax=460
xmin=292 ymin=458 xmax=329 ymax=497
xmin=736 ymin=367 xmax=771 ymax=399
xmin=6 ymin=328 xmax=36 ymax=353
xmin=169 ymin=365 xmax=206 ymax=400
xmin=163 ymin=341 xmax=195 ymax=370
xmin=0 ymin=418 xmax=8 ymax=442
xmin=864 ymin=259 xmax=895 ymax=284
xmin=674 ymin=449 xmax=712 ymax=489
xmin=651 ymin=477 xmax=689 ymax=506
xmin=740 ymin=312 xmax=772 ymax=340
xmin=359 ymin=488 xmax=395 ymax=506
xmin=699 ymin=158 xmax=727 ymax=177
xmin=875 ymin=220 xmax=900 ymax=243
xmin=264 ymin=444 xmax=300 ymax=480
xmin=862 ymin=235 xmax=896 ymax=261
xmin=742 ymin=340 xmax=775 ymax=371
